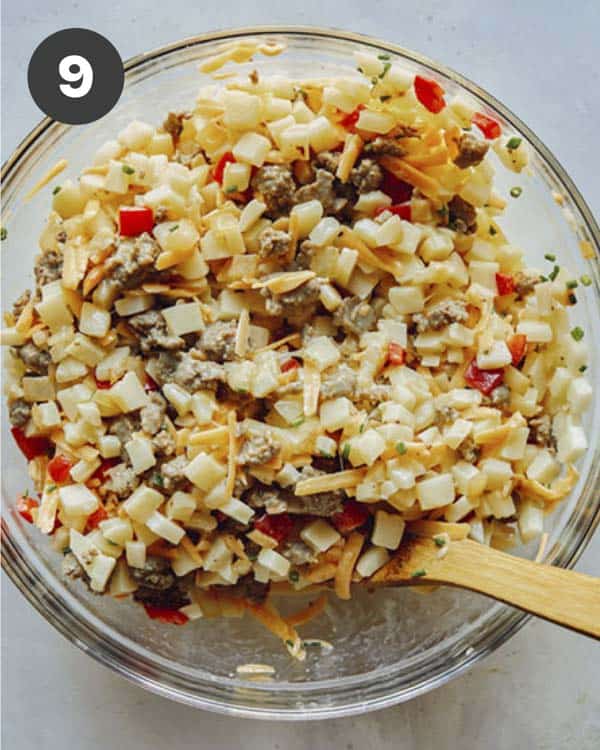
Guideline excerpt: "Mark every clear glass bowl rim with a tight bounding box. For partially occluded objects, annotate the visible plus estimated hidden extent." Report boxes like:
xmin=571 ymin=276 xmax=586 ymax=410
xmin=2 ymin=25 xmax=599 ymax=721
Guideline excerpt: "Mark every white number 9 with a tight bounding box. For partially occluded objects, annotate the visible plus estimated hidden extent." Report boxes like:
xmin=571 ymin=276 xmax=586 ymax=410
xmin=58 ymin=54 xmax=93 ymax=98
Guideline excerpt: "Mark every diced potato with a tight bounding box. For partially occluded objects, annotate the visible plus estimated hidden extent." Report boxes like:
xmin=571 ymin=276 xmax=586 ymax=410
xmin=161 ymin=301 xmax=205 ymax=336
xmin=355 ymin=546 xmax=390 ymax=578
xmin=190 ymin=392 xmax=216 ymax=424
xmin=222 ymin=162 xmax=252 ymax=193
xmin=126 ymin=540 xmax=147 ymax=569
xmin=70 ymin=458 xmax=101 ymax=483
xmin=22 ymin=376 xmax=55 ymax=403
xmin=291 ymin=200 xmax=324 ymax=238
xmin=219 ymin=497 xmax=255 ymax=525
xmin=469 ymin=260 xmax=499 ymax=290
xmin=320 ymin=283 xmax=343 ymax=311
xmin=319 ymin=397 xmax=353 ymax=431
xmin=554 ymin=413 xmax=587 ymax=463
xmin=104 ymin=160 xmax=130 ymax=193
xmin=239 ymin=200 xmax=267 ymax=233
xmin=52 ymin=180 xmax=87 ymax=218
xmin=154 ymin=219 xmax=200 ymax=256
xmin=567 ymin=377 xmax=593 ymax=415
xmin=166 ymin=491 xmax=197 ymax=522
xmin=31 ymin=401 xmax=61 ymax=431
xmin=390 ymin=221 xmax=422 ymax=255
xmin=516 ymin=320 xmax=553 ymax=343
xmin=114 ymin=295 xmax=155 ymax=317
xmin=123 ymin=484 xmax=164 ymax=523
xmin=349 ymin=429 xmax=386 ymax=467
xmin=99 ymin=434 xmax=122 ymax=459
xmin=55 ymin=357 xmax=88 ymax=384
xmin=500 ymin=426 xmax=529 ymax=460
xmin=309 ymin=217 xmax=341 ymax=247
xmin=356 ymin=109 xmax=395 ymax=134
xmin=476 ymin=340 xmax=512 ymax=370
xmin=65 ymin=333 xmax=105 ymax=366
xmin=376 ymin=215 xmax=404 ymax=247
xmin=477 ymin=459 xmax=510 ymax=493
xmin=118 ymin=120 xmax=154 ymax=150
xmin=388 ymin=286 xmax=424 ymax=314
xmin=70 ymin=529 xmax=116 ymax=592
xmin=125 ymin=436 xmax=156 ymax=475
xmin=99 ymin=517 xmax=134 ymax=546
xmin=184 ymin=452 xmax=227 ymax=491
xmin=316 ymin=435 xmax=337 ymax=458
xmin=526 ymin=450 xmax=559 ymax=484
xmin=445 ymin=495 xmax=479 ymax=523
xmin=372 ymin=510 xmax=405 ymax=550
xmin=303 ymin=336 xmax=340 ymax=371
xmin=203 ymin=536 xmax=232 ymax=572
xmin=442 ymin=419 xmax=473 ymax=450
xmin=162 ymin=383 xmax=192 ymax=416
xmin=333 ymin=248 xmax=359 ymax=286
xmin=417 ymin=473 xmax=455 ymax=510
xmin=232 ymin=132 xmax=271 ymax=166
xmin=518 ymin=500 xmax=544 ymax=543
xmin=59 ymin=484 xmax=99 ymax=516
xmin=95 ymin=346 xmax=130 ymax=384
xmin=308 ymin=115 xmax=344 ymax=152
xmin=176 ymin=250 xmax=209 ymax=280
xmin=109 ymin=372 xmax=149 ymax=413
xmin=57 ymin=383 xmax=92 ymax=420
xmin=420 ymin=230 xmax=454 ymax=262
xmin=257 ymin=548 xmax=290 ymax=578
xmin=300 ymin=519 xmax=341 ymax=553
xmin=79 ymin=302 xmax=111 ymax=339
xmin=223 ymin=90 xmax=262 ymax=130
xmin=354 ymin=190 xmax=391 ymax=214
xmin=353 ymin=218 xmax=380 ymax=248
xmin=145 ymin=510 xmax=185 ymax=545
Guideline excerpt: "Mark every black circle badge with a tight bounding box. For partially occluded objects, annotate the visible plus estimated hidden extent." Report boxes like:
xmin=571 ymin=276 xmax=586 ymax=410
xmin=28 ymin=28 xmax=124 ymax=125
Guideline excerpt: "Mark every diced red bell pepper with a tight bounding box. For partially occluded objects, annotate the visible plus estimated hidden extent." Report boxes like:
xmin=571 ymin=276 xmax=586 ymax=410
xmin=507 ymin=334 xmax=527 ymax=366
xmin=48 ymin=455 xmax=73 ymax=484
xmin=143 ymin=604 xmax=189 ymax=625
xmin=375 ymin=203 xmax=412 ymax=221
xmin=340 ymin=105 xmax=364 ymax=130
xmin=144 ymin=374 xmax=159 ymax=392
xmin=386 ymin=342 xmax=405 ymax=367
xmin=281 ymin=358 xmax=300 ymax=373
xmin=472 ymin=112 xmax=502 ymax=140
xmin=85 ymin=505 xmax=108 ymax=532
xmin=381 ymin=170 xmax=414 ymax=205
xmin=213 ymin=151 xmax=236 ymax=185
xmin=91 ymin=458 xmax=120 ymax=483
xmin=119 ymin=206 xmax=154 ymax=237
xmin=495 ymin=272 xmax=515 ymax=296
xmin=253 ymin=513 xmax=294 ymax=544
xmin=16 ymin=494 xmax=39 ymax=524
xmin=464 ymin=359 xmax=505 ymax=395
xmin=11 ymin=427 xmax=51 ymax=461
xmin=94 ymin=376 xmax=112 ymax=390
xmin=332 ymin=501 xmax=370 ymax=534
xmin=414 ymin=75 xmax=446 ymax=114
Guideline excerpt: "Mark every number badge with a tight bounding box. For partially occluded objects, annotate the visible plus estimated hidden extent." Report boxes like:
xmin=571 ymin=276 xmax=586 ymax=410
xmin=28 ymin=28 xmax=123 ymax=125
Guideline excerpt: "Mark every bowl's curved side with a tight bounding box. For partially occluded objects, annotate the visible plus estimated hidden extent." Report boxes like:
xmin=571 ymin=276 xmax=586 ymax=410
xmin=2 ymin=26 xmax=599 ymax=720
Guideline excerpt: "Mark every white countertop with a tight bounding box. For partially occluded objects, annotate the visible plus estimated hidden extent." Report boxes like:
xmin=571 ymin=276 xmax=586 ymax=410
xmin=2 ymin=1 xmax=599 ymax=747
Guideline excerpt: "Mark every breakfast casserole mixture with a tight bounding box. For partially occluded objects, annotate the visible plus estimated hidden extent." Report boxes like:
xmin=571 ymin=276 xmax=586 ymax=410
xmin=2 ymin=40 xmax=592 ymax=659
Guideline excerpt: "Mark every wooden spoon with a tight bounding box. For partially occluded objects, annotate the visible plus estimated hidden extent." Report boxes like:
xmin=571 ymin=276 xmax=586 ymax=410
xmin=370 ymin=534 xmax=600 ymax=639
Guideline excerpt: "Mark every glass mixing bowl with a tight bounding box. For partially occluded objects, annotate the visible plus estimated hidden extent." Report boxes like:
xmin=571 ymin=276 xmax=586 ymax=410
xmin=2 ymin=27 xmax=599 ymax=720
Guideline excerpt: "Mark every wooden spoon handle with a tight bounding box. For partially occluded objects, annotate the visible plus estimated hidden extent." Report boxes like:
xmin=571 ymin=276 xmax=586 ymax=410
xmin=432 ymin=539 xmax=600 ymax=639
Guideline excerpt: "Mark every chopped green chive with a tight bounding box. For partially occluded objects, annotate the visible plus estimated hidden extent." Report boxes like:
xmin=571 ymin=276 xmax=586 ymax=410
xmin=506 ymin=136 xmax=522 ymax=150
xmin=433 ymin=536 xmax=446 ymax=548
xmin=285 ymin=639 xmax=294 ymax=648
xmin=288 ymin=570 xmax=300 ymax=583
xmin=411 ymin=568 xmax=427 ymax=578
xmin=319 ymin=450 xmax=334 ymax=459
xmin=52 ymin=186 xmax=61 ymax=195
xmin=566 ymin=280 xmax=578 ymax=289
xmin=539 ymin=275 xmax=548 ymax=282
xmin=46 ymin=484 xmax=57 ymax=492
xmin=291 ymin=417 xmax=305 ymax=428
xmin=169 ymin=224 xmax=179 ymax=232
xmin=395 ymin=441 xmax=407 ymax=455
xmin=122 ymin=165 xmax=135 ymax=175
xmin=225 ymin=186 xmax=238 ymax=194
xmin=568 ymin=293 xmax=577 ymax=305
xmin=548 ymin=265 xmax=560 ymax=281
xmin=377 ymin=53 xmax=391 ymax=60
xmin=581 ymin=275 xmax=592 ymax=287
xmin=356 ymin=67 xmax=364 ymax=74
xmin=489 ymin=226 xmax=497 ymax=236
xmin=380 ymin=95 xmax=391 ymax=102
xmin=571 ymin=326 xmax=584 ymax=341
xmin=380 ymin=62 xmax=391 ymax=78
xmin=62 ymin=546 xmax=71 ymax=554
xmin=510 ymin=186 xmax=522 ymax=198
xmin=152 ymin=473 xmax=164 ymax=487
xmin=341 ymin=443 xmax=351 ymax=460
xmin=371 ymin=76 xmax=379 ymax=86
xmin=544 ymin=253 xmax=556 ymax=262
xmin=579 ymin=365 xmax=587 ymax=373
xmin=0 ymin=227 xmax=6 ymax=241
xmin=247 ymin=550 xmax=258 ymax=561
